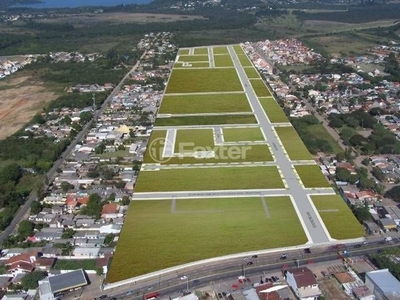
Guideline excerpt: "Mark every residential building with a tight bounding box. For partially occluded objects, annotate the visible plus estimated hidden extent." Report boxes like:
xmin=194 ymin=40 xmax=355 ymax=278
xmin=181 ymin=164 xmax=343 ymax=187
xmin=365 ymin=269 xmax=400 ymax=300
xmin=285 ymin=267 xmax=322 ymax=300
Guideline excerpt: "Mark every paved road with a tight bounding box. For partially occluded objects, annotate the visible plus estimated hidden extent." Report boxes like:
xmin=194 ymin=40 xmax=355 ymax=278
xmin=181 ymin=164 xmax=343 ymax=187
xmin=0 ymin=52 xmax=146 ymax=245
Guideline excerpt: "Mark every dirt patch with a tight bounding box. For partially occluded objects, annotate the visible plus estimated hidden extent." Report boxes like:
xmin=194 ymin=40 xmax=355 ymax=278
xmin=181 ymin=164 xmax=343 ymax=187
xmin=319 ymin=278 xmax=350 ymax=300
xmin=0 ymin=76 xmax=57 ymax=139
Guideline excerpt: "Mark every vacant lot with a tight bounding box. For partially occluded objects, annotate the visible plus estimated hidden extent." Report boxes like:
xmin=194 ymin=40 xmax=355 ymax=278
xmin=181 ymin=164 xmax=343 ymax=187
xmin=233 ymin=45 xmax=245 ymax=55
xmin=307 ymin=123 xmax=343 ymax=154
xmin=258 ymin=97 xmax=289 ymax=123
xmin=178 ymin=49 xmax=190 ymax=55
xmin=54 ymin=259 xmax=96 ymax=270
xmin=244 ymin=67 xmax=260 ymax=79
xmin=194 ymin=47 xmax=209 ymax=55
xmin=108 ymin=196 xmax=307 ymax=282
xmin=159 ymin=93 xmax=251 ymax=114
xmin=223 ymin=127 xmax=265 ymax=142
xmin=135 ymin=166 xmax=284 ymax=192
xmin=310 ymin=195 xmax=364 ymax=240
xmin=237 ymin=54 xmax=253 ymax=67
xmin=174 ymin=62 xmax=210 ymax=68
xmin=0 ymin=75 xmax=58 ymax=139
xmin=166 ymin=69 xmax=242 ymax=93
xmin=178 ymin=55 xmax=209 ymax=62
xmin=213 ymin=46 xmax=229 ymax=54
xmin=174 ymin=129 xmax=214 ymax=153
xmin=155 ymin=114 xmax=257 ymax=126
xmin=214 ymin=54 xmax=234 ymax=67
xmin=249 ymin=79 xmax=271 ymax=97
xmin=294 ymin=165 xmax=331 ymax=188
xmin=275 ymin=126 xmax=313 ymax=161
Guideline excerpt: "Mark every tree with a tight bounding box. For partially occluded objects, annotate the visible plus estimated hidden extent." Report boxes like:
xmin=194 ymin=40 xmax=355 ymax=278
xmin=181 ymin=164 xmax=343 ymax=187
xmin=362 ymin=158 xmax=370 ymax=166
xmin=104 ymin=233 xmax=115 ymax=245
xmin=385 ymin=186 xmax=400 ymax=202
xmin=0 ymin=163 xmax=21 ymax=185
xmin=30 ymin=201 xmax=42 ymax=215
xmin=60 ymin=181 xmax=74 ymax=192
xmin=61 ymin=228 xmax=76 ymax=239
xmin=87 ymin=171 xmax=100 ymax=178
xmin=103 ymin=169 xmax=115 ymax=180
xmin=80 ymin=193 xmax=103 ymax=218
xmin=79 ymin=111 xmax=92 ymax=124
xmin=21 ymin=271 xmax=46 ymax=289
xmin=336 ymin=168 xmax=351 ymax=182
xmin=349 ymin=134 xmax=367 ymax=147
xmin=18 ymin=220 xmax=34 ymax=239
xmin=121 ymin=196 xmax=130 ymax=206
xmin=352 ymin=205 xmax=370 ymax=223
xmin=329 ymin=118 xmax=344 ymax=128
xmin=96 ymin=267 xmax=104 ymax=276
xmin=340 ymin=127 xmax=355 ymax=142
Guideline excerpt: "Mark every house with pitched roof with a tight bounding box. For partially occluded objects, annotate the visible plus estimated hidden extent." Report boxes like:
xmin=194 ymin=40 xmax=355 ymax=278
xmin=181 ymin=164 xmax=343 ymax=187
xmin=285 ymin=267 xmax=322 ymax=300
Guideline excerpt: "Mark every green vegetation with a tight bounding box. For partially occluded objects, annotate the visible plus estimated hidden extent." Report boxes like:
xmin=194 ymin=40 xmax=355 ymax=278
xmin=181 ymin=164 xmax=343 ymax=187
xmin=310 ymin=195 xmax=365 ymax=239
xmin=275 ymin=126 xmax=313 ymax=160
xmin=294 ymin=165 xmax=331 ymax=188
xmin=174 ymin=129 xmax=214 ymax=152
xmin=237 ymin=54 xmax=253 ymax=67
xmin=233 ymin=45 xmax=245 ymax=55
xmin=194 ymin=47 xmax=209 ymax=55
xmin=370 ymin=248 xmax=400 ymax=281
xmin=178 ymin=55 xmax=209 ymax=62
xmin=22 ymin=271 xmax=46 ymax=290
xmin=214 ymin=54 xmax=234 ymax=67
xmin=108 ymin=196 xmax=307 ymax=282
xmin=178 ymin=49 xmax=190 ymax=55
xmin=135 ymin=166 xmax=284 ymax=192
xmin=155 ymin=114 xmax=257 ymax=126
xmin=223 ymin=127 xmax=265 ymax=142
xmin=249 ymin=79 xmax=271 ymax=97
xmin=174 ymin=62 xmax=209 ymax=68
xmin=244 ymin=67 xmax=260 ymax=79
xmin=159 ymin=93 xmax=251 ymax=114
xmin=54 ymin=259 xmax=97 ymax=270
xmin=213 ymin=46 xmax=229 ymax=54
xmin=166 ymin=68 xmax=242 ymax=93
xmin=258 ymin=97 xmax=289 ymax=123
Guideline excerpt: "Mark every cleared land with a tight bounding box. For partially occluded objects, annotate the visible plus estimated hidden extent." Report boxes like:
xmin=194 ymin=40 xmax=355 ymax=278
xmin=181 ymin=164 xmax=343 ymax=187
xmin=158 ymin=93 xmax=252 ymax=114
xmin=294 ymin=165 xmax=331 ymax=188
xmin=307 ymin=124 xmax=343 ymax=154
xmin=174 ymin=62 xmax=210 ymax=68
xmin=166 ymin=69 xmax=243 ymax=93
xmin=174 ymin=129 xmax=214 ymax=153
xmin=214 ymin=55 xmax=234 ymax=67
xmin=213 ymin=46 xmax=229 ymax=54
xmin=0 ymin=75 xmax=59 ymax=139
xmin=233 ymin=45 xmax=245 ymax=55
xmin=310 ymin=195 xmax=364 ymax=239
xmin=244 ymin=67 xmax=260 ymax=79
xmin=275 ymin=126 xmax=313 ymax=161
xmin=194 ymin=48 xmax=209 ymax=55
xmin=108 ymin=196 xmax=307 ymax=282
xmin=178 ymin=49 xmax=190 ymax=55
xmin=178 ymin=55 xmax=209 ymax=62
xmin=223 ymin=127 xmax=265 ymax=142
xmin=258 ymin=97 xmax=289 ymax=123
xmin=249 ymin=79 xmax=271 ymax=97
xmin=155 ymin=114 xmax=257 ymax=126
xmin=237 ymin=54 xmax=253 ymax=67
xmin=135 ymin=166 xmax=284 ymax=192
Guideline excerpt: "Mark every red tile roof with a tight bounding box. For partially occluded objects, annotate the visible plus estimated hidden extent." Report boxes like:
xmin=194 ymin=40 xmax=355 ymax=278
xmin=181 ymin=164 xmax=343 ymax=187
xmin=287 ymin=267 xmax=317 ymax=288
xmin=102 ymin=203 xmax=119 ymax=214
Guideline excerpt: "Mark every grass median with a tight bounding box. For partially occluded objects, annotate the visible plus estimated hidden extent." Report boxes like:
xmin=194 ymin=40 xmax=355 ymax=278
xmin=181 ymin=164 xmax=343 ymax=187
xmin=155 ymin=114 xmax=257 ymax=126
xmin=258 ymin=97 xmax=289 ymax=123
xmin=294 ymin=165 xmax=331 ymax=188
xmin=223 ymin=127 xmax=265 ymax=142
xmin=275 ymin=126 xmax=313 ymax=161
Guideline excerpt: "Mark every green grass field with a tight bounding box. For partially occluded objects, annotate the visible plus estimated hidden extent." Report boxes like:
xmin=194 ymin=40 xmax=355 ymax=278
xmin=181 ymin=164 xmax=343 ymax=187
xmin=244 ymin=67 xmax=260 ymax=79
xmin=223 ymin=127 xmax=265 ymax=142
xmin=194 ymin=47 xmax=209 ymax=55
xmin=310 ymin=195 xmax=365 ymax=240
xmin=159 ymin=93 xmax=251 ymax=114
xmin=237 ymin=54 xmax=253 ymax=67
xmin=54 ymin=259 xmax=96 ymax=270
xmin=174 ymin=62 xmax=209 ymax=68
xmin=178 ymin=55 xmax=209 ymax=62
xmin=258 ymin=97 xmax=289 ymax=123
xmin=166 ymin=69 xmax=243 ymax=93
xmin=135 ymin=166 xmax=284 ymax=192
xmin=294 ymin=165 xmax=331 ymax=188
xmin=214 ymin=54 xmax=234 ymax=67
xmin=233 ymin=45 xmax=245 ymax=55
xmin=108 ymin=196 xmax=307 ymax=282
xmin=178 ymin=49 xmax=190 ymax=55
xmin=174 ymin=129 xmax=214 ymax=153
xmin=213 ymin=46 xmax=229 ymax=54
xmin=275 ymin=126 xmax=313 ymax=161
xmin=155 ymin=114 xmax=257 ymax=126
xmin=250 ymin=79 xmax=271 ymax=97
xmin=307 ymin=124 xmax=343 ymax=154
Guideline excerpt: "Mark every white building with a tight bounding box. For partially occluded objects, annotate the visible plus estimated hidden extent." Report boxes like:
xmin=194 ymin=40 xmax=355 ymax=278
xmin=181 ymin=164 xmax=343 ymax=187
xmin=365 ymin=269 xmax=400 ymax=300
xmin=285 ymin=267 xmax=322 ymax=300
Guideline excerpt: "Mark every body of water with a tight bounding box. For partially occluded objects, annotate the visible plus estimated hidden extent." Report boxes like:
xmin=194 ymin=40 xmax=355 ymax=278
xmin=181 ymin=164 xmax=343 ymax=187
xmin=12 ymin=0 xmax=152 ymax=8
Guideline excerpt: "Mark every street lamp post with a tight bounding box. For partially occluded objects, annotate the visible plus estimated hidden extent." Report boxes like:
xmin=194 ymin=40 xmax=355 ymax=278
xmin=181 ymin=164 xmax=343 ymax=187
xmin=181 ymin=276 xmax=189 ymax=291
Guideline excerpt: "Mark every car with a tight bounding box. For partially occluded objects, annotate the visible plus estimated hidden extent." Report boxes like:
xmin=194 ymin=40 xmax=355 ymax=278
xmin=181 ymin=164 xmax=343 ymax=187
xmin=148 ymin=286 xmax=155 ymax=291
xmin=193 ymin=280 xmax=200 ymax=284
xmin=303 ymin=248 xmax=311 ymax=254
xmin=218 ymin=293 xmax=222 ymax=298
xmin=280 ymin=254 xmax=287 ymax=260
xmin=110 ymin=298 xmax=117 ymax=300
xmin=99 ymin=296 xmax=107 ymax=300
xmin=252 ymin=255 xmax=258 ymax=258
xmin=243 ymin=256 xmax=249 ymax=260
xmin=354 ymin=244 xmax=362 ymax=248
xmin=180 ymin=276 xmax=188 ymax=280
xmin=126 ymin=291 xmax=133 ymax=296
xmin=246 ymin=262 xmax=253 ymax=266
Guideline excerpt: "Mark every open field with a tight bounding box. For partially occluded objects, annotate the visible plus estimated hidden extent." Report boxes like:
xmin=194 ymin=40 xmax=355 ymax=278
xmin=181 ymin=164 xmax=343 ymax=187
xmin=158 ymin=93 xmax=252 ymax=114
xmin=178 ymin=55 xmax=209 ymax=62
xmin=174 ymin=62 xmax=210 ymax=68
xmin=275 ymin=126 xmax=313 ymax=161
xmin=258 ymin=97 xmax=289 ymax=123
xmin=237 ymin=54 xmax=253 ymax=67
xmin=37 ymin=12 xmax=205 ymax=25
xmin=194 ymin=48 xmax=209 ymax=55
xmin=214 ymin=54 xmax=234 ymax=67
xmin=108 ymin=196 xmax=307 ymax=282
xmin=155 ymin=114 xmax=257 ymax=126
xmin=178 ymin=49 xmax=190 ymax=55
xmin=166 ymin=69 xmax=242 ymax=93
xmin=243 ymin=67 xmax=260 ymax=79
xmin=0 ymin=74 xmax=59 ymax=139
xmin=249 ymin=79 xmax=271 ymax=97
xmin=135 ymin=166 xmax=284 ymax=192
xmin=223 ymin=127 xmax=265 ymax=142
xmin=307 ymin=124 xmax=343 ymax=154
xmin=310 ymin=195 xmax=365 ymax=239
xmin=174 ymin=129 xmax=214 ymax=152
xmin=233 ymin=45 xmax=245 ymax=55
xmin=294 ymin=165 xmax=331 ymax=188
xmin=213 ymin=46 xmax=229 ymax=54
xmin=54 ymin=259 xmax=96 ymax=270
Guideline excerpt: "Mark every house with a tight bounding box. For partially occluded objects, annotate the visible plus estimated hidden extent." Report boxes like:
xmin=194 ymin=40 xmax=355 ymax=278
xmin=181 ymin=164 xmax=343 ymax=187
xmin=34 ymin=229 xmax=63 ymax=241
xmin=99 ymin=224 xmax=122 ymax=234
xmin=5 ymin=251 xmax=39 ymax=275
xmin=285 ymin=267 xmax=322 ymax=300
xmin=101 ymin=203 xmax=120 ymax=219
xmin=73 ymin=247 xmax=100 ymax=258
xmin=365 ymin=269 xmax=400 ymax=300
xmin=0 ymin=276 xmax=13 ymax=290
xmin=34 ymin=258 xmax=56 ymax=271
